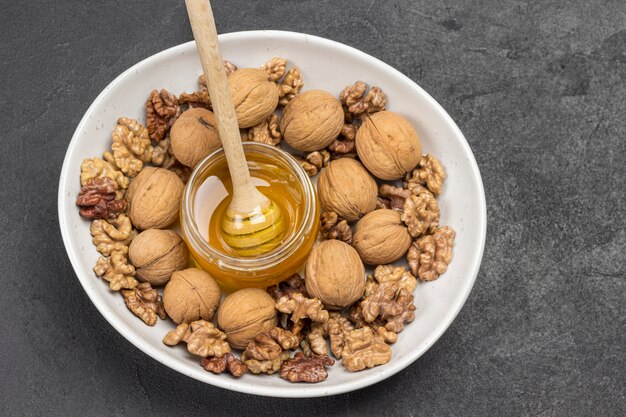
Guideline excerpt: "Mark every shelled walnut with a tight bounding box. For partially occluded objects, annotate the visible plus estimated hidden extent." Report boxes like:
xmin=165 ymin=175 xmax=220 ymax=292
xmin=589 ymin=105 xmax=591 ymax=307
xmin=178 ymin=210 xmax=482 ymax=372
xmin=402 ymin=186 xmax=440 ymax=237
xmin=377 ymin=184 xmax=412 ymax=211
xmin=93 ymin=251 xmax=138 ymax=291
xmin=145 ymin=89 xmax=181 ymax=142
xmin=406 ymin=154 xmax=446 ymax=196
xmin=319 ymin=212 xmax=352 ymax=243
xmin=260 ymin=57 xmax=287 ymax=82
xmin=163 ymin=320 xmax=231 ymax=358
xmin=280 ymin=352 xmax=334 ymax=383
xmin=341 ymin=327 xmax=392 ymax=372
xmin=105 ymin=117 xmax=152 ymax=177
xmin=267 ymin=274 xmax=308 ymax=301
xmin=80 ymin=158 xmax=128 ymax=198
xmin=76 ymin=177 xmax=126 ymax=220
xmin=328 ymin=123 xmax=358 ymax=156
xmin=121 ymin=282 xmax=166 ymax=326
xmin=339 ymin=81 xmax=386 ymax=120
xmin=296 ymin=149 xmax=330 ymax=176
xmin=90 ymin=213 xmax=135 ymax=256
xmin=202 ymin=353 xmax=247 ymax=377
xmin=407 ymin=226 xmax=455 ymax=281
xmin=247 ymin=113 xmax=281 ymax=146
xmin=241 ymin=329 xmax=298 ymax=375
xmin=276 ymin=292 xmax=330 ymax=323
xmin=278 ymin=67 xmax=303 ymax=106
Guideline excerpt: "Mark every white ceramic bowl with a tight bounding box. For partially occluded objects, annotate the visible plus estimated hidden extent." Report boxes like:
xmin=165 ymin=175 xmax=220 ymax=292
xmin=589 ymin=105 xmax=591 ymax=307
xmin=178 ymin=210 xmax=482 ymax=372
xmin=58 ymin=30 xmax=486 ymax=397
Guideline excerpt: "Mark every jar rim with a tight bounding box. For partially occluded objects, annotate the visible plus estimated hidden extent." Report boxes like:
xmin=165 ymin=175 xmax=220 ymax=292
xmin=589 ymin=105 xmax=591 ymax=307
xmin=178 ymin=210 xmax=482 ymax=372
xmin=181 ymin=142 xmax=317 ymax=271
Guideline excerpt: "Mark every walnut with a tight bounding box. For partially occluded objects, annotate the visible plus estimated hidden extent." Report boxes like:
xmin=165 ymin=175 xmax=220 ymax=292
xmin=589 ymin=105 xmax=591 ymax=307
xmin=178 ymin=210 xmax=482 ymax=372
xmin=241 ymin=329 xmax=297 ymax=374
xmin=320 ymin=212 xmax=352 ymax=243
xmin=339 ymin=81 xmax=386 ymax=119
xmin=247 ymin=113 xmax=281 ymax=146
xmin=179 ymin=91 xmax=211 ymax=109
xmin=267 ymin=273 xmax=308 ymax=301
xmin=327 ymin=312 xmax=355 ymax=359
xmin=356 ymin=111 xmax=422 ymax=180
xmin=260 ymin=57 xmax=287 ymax=82
xmin=145 ymin=89 xmax=181 ymax=142
xmin=407 ymin=226 xmax=455 ymax=281
xmin=269 ymin=326 xmax=301 ymax=350
xmin=125 ymin=167 xmax=184 ymax=230
xmin=170 ymin=108 xmax=221 ymax=168
xmin=80 ymin=158 xmax=129 ymax=198
xmin=278 ymin=67 xmax=304 ymax=106
xmin=359 ymin=276 xmax=416 ymax=333
xmin=128 ymin=229 xmax=189 ymax=286
xmin=318 ymin=158 xmax=378 ymax=221
xmin=228 ymin=68 xmax=280 ymax=128
xmin=328 ymin=123 xmax=358 ymax=156
xmin=121 ymin=282 xmax=166 ymax=326
xmin=241 ymin=350 xmax=290 ymax=375
xmin=202 ymin=353 xmax=247 ymax=377
xmin=90 ymin=213 xmax=135 ymax=256
xmin=163 ymin=320 xmax=231 ymax=358
xmin=341 ymin=326 xmax=392 ymax=372
xmin=93 ymin=251 xmax=138 ymax=291
xmin=374 ymin=265 xmax=417 ymax=293
xmin=305 ymin=240 xmax=365 ymax=309
xmin=352 ymin=209 xmax=412 ymax=265
xmin=307 ymin=321 xmax=328 ymax=356
xmin=280 ymin=90 xmax=344 ymax=151
xmin=217 ymin=288 xmax=278 ymax=349
xmin=150 ymin=138 xmax=172 ymax=167
xmin=105 ymin=117 xmax=153 ymax=177
xmin=377 ymin=184 xmax=412 ymax=211
xmin=280 ymin=352 xmax=334 ymax=383
xmin=276 ymin=292 xmax=330 ymax=323
xmin=76 ymin=177 xmax=126 ymax=220
xmin=295 ymin=149 xmax=330 ymax=176
xmin=402 ymin=188 xmax=440 ymax=237
xmin=163 ymin=268 xmax=221 ymax=324
xmin=406 ymin=154 xmax=446 ymax=196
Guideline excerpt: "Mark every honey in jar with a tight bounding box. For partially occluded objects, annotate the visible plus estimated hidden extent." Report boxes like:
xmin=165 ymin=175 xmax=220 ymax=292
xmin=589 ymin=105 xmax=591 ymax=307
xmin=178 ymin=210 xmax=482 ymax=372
xmin=180 ymin=143 xmax=319 ymax=292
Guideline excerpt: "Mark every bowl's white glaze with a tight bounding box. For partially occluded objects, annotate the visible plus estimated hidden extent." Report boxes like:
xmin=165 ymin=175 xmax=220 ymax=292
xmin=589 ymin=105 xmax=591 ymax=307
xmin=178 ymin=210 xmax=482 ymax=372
xmin=58 ymin=30 xmax=486 ymax=397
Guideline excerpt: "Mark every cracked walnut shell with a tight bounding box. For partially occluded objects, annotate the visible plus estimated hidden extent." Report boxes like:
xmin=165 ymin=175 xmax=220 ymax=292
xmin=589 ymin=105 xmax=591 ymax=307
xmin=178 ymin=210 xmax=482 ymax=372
xmin=407 ymin=226 xmax=455 ymax=281
xmin=170 ymin=108 xmax=221 ymax=168
xmin=228 ymin=68 xmax=279 ymax=128
xmin=318 ymin=158 xmax=378 ymax=222
xmin=305 ymin=240 xmax=366 ymax=310
xmin=356 ymin=111 xmax=422 ymax=180
xmin=125 ymin=167 xmax=184 ymax=230
xmin=280 ymin=90 xmax=344 ymax=152
xmin=217 ymin=288 xmax=278 ymax=350
xmin=121 ymin=282 xmax=166 ymax=326
xmin=342 ymin=327 xmax=392 ymax=372
xmin=128 ymin=229 xmax=189 ymax=286
xmin=352 ymin=209 xmax=412 ymax=265
xmin=163 ymin=268 xmax=220 ymax=324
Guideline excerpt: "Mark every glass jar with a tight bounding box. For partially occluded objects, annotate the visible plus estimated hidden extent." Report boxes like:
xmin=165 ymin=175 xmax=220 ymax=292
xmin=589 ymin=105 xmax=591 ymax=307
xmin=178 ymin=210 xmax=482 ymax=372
xmin=180 ymin=142 xmax=319 ymax=292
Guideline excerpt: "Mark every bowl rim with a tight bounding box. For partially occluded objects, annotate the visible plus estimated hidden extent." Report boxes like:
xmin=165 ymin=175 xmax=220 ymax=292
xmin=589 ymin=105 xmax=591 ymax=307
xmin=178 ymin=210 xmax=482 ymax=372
xmin=58 ymin=30 xmax=487 ymax=398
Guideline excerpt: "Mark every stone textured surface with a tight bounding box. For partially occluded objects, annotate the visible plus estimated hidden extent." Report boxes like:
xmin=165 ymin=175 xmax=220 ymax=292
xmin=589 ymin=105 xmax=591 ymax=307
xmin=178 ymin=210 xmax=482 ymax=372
xmin=1 ymin=0 xmax=625 ymax=415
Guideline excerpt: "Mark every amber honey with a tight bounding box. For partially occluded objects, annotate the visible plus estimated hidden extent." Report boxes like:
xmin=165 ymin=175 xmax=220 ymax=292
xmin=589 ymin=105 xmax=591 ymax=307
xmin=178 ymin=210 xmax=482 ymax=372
xmin=181 ymin=143 xmax=319 ymax=292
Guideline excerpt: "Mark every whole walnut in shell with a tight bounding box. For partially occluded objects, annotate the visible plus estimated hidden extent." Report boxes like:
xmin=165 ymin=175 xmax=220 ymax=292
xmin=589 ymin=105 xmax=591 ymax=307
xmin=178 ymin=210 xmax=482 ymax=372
xmin=352 ymin=209 xmax=412 ymax=265
xmin=125 ymin=167 xmax=183 ymax=230
xmin=170 ymin=108 xmax=221 ymax=168
xmin=163 ymin=268 xmax=221 ymax=324
xmin=356 ymin=111 xmax=422 ymax=180
xmin=280 ymin=90 xmax=344 ymax=151
xmin=128 ymin=229 xmax=189 ymax=286
xmin=318 ymin=158 xmax=377 ymax=222
xmin=217 ymin=288 xmax=278 ymax=350
xmin=228 ymin=68 xmax=279 ymax=128
xmin=305 ymin=240 xmax=365 ymax=310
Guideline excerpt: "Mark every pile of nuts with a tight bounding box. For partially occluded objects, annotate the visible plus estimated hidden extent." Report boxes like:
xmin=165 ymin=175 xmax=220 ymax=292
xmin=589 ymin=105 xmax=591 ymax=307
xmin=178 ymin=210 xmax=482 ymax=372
xmin=76 ymin=57 xmax=455 ymax=383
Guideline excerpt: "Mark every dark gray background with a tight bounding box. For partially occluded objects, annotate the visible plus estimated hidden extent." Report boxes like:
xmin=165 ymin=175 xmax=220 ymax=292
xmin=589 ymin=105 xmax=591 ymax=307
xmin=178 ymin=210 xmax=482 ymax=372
xmin=1 ymin=0 xmax=624 ymax=415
